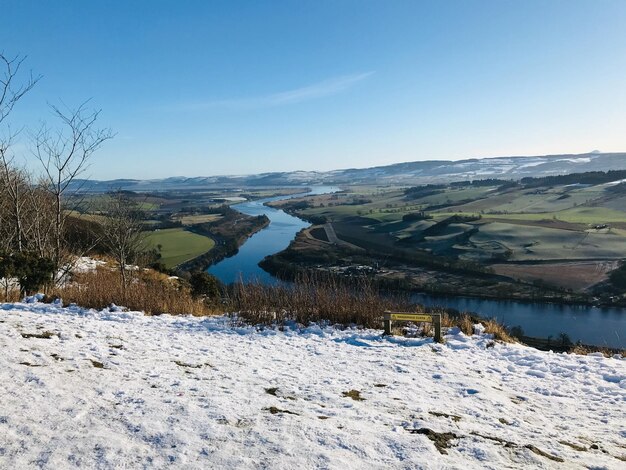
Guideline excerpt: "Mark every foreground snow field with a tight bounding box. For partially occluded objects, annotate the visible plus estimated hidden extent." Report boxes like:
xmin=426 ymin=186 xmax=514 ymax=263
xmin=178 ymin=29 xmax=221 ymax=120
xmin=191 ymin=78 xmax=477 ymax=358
xmin=1 ymin=300 xmax=625 ymax=469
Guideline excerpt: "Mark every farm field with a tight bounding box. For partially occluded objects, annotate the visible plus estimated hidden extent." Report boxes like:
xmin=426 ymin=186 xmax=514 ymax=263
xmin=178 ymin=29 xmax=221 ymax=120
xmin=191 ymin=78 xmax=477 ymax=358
xmin=469 ymin=222 xmax=626 ymax=261
xmin=492 ymin=261 xmax=619 ymax=291
xmin=477 ymin=206 xmax=626 ymax=224
xmin=65 ymin=210 xmax=110 ymax=224
xmin=175 ymin=214 xmax=223 ymax=225
xmin=144 ymin=228 xmax=215 ymax=268
xmin=270 ymin=173 xmax=626 ymax=295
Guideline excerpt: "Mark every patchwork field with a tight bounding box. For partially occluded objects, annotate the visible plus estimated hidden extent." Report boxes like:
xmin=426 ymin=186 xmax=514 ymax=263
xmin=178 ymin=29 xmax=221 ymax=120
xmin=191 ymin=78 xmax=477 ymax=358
xmin=271 ymin=174 xmax=626 ymax=293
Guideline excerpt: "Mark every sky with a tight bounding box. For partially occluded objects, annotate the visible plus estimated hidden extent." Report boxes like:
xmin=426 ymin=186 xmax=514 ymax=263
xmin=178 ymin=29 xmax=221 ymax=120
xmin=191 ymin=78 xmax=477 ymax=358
xmin=2 ymin=0 xmax=626 ymax=180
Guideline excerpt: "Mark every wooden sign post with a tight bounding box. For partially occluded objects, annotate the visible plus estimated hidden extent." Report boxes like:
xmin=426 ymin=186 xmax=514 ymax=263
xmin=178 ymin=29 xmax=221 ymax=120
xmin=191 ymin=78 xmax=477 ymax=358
xmin=383 ymin=311 xmax=442 ymax=343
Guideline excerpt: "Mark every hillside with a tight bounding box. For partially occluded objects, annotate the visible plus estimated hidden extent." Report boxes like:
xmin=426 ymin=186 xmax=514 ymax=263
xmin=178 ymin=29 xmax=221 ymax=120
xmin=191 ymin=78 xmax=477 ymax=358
xmin=69 ymin=152 xmax=626 ymax=191
xmin=265 ymin=171 xmax=626 ymax=310
xmin=1 ymin=299 xmax=625 ymax=468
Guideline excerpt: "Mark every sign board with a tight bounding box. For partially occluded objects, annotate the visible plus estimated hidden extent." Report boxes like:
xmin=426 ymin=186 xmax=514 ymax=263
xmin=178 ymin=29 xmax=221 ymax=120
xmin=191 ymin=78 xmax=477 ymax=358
xmin=388 ymin=313 xmax=433 ymax=322
xmin=383 ymin=311 xmax=442 ymax=343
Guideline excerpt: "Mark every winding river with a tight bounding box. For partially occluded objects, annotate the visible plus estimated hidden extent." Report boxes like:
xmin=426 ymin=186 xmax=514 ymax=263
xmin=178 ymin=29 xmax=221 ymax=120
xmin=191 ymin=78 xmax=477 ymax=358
xmin=208 ymin=187 xmax=340 ymax=284
xmin=209 ymin=187 xmax=626 ymax=348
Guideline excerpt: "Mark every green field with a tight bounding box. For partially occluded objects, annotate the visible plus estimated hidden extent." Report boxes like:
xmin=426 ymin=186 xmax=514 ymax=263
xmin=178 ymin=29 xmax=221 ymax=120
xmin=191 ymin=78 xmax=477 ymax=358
xmin=144 ymin=228 xmax=215 ymax=268
xmin=473 ymin=207 xmax=626 ymax=224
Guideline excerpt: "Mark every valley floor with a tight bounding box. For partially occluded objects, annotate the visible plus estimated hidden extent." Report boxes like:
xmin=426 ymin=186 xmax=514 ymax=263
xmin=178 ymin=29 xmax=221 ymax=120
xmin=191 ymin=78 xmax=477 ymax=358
xmin=1 ymin=300 xmax=625 ymax=469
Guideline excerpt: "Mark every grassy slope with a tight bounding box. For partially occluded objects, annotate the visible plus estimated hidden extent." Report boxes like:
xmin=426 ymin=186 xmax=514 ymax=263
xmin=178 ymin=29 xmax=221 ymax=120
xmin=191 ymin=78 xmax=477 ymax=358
xmin=144 ymin=228 xmax=215 ymax=268
xmin=485 ymin=206 xmax=626 ymax=224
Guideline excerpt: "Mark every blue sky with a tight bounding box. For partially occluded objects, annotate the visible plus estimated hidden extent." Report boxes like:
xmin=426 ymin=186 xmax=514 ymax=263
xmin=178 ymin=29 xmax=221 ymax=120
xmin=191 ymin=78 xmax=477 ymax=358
xmin=2 ymin=0 xmax=626 ymax=179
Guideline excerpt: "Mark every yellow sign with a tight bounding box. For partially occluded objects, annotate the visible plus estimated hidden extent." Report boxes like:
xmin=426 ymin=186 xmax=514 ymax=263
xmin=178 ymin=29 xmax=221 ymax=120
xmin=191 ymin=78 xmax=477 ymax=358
xmin=389 ymin=313 xmax=433 ymax=322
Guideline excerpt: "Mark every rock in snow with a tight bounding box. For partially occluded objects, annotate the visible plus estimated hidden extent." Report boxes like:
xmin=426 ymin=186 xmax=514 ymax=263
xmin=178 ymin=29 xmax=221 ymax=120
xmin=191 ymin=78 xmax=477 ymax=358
xmin=1 ymin=300 xmax=625 ymax=469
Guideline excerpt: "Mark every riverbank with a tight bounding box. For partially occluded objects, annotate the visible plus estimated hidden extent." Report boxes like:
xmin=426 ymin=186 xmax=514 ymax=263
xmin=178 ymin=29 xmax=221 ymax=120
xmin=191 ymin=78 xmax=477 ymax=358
xmin=258 ymin=230 xmax=625 ymax=348
xmin=177 ymin=207 xmax=270 ymax=273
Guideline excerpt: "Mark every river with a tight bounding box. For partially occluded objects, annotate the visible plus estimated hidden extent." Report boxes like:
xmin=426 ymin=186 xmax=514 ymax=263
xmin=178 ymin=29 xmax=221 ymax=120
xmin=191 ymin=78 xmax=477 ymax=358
xmin=208 ymin=187 xmax=626 ymax=348
xmin=208 ymin=186 xmax=340 ymax=284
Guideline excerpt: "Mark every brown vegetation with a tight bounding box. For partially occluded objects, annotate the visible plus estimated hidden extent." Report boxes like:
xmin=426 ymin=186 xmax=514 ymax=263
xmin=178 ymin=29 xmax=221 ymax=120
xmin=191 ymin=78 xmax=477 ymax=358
xmin=483 ymin=318 xmax=515 ymax=343
xmin=227 ymin=274 xmax=521 ymax=346
xmin=229 ymin=274 xmax=416 ymax=328
xmin=52 ymin=267 xmax=215 ymax=316
xmin=492 ymin=261 xmax=618 ymax=291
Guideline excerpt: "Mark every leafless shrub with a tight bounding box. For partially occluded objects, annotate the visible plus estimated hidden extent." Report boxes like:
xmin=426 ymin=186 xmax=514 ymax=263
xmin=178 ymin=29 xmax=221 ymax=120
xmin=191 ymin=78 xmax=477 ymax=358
xmin=0 ymin=282 xmax=20 ymax=302
xmin=53 ymin=267 xmax=215 ymax=316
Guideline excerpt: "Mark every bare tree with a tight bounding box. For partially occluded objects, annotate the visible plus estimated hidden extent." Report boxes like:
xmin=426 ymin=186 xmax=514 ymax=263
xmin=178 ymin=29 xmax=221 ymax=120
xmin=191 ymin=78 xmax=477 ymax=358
xmin=99 ymin=191 xmax=146 ymax=300
xmin=0 ymin=178 xmax=12 ymax=253
xmin=0 ymin=154 xmax=30 ymax=252
xmin=1 ymin=52 xmax=114 ymax=294
xmin=0 ymin=53 xmax=41 ymax=254
xmin=24 ymin=180 xmax=56 ymax=258
xmin=0 ymin=151 xmax=58 ymax=260
xmin=33 ymin=102 xmax=113 ymax=278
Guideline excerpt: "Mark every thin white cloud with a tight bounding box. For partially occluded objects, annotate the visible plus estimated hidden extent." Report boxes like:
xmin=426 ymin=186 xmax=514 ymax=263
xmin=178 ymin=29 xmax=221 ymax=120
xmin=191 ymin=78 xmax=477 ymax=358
xmin=183 ymin=72 xmax=374 ymax=110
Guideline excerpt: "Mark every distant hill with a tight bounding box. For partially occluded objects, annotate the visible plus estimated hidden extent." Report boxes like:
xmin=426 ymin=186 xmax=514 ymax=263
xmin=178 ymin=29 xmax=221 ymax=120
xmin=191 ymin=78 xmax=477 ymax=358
xmin=75 ymin=152 xmax=626 ymax=191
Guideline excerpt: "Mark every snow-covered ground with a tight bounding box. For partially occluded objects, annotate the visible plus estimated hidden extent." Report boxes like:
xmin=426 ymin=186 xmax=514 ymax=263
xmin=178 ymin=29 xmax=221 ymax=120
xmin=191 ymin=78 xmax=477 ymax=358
xmin=71 ymin=256 xmax=109 ymax=273
xmin=1 ymin=300 xmax=625 ymax=469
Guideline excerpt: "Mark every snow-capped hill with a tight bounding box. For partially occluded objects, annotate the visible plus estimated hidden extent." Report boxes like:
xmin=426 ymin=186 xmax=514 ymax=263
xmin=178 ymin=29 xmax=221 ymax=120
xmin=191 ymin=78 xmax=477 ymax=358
xmin=69 ymin=152 xmax=626 ymax=192
xmin=1 ymin=300 xmax=624 ymax=469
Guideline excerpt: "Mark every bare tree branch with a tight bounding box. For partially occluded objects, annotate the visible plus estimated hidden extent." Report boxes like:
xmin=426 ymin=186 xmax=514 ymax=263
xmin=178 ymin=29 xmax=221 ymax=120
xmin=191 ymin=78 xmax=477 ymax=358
xmin=0 ymin=53 xmax=42 ymax=125
xmin=32 ymin=102 xmax=114 ymax=277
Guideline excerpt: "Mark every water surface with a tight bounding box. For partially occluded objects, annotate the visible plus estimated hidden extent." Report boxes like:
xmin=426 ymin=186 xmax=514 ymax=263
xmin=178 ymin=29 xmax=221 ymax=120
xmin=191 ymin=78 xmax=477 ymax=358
xmin=208 ymin=186 xmax=338 ymax=284
xmin=413 ymin=293 xmax=625 ymax=349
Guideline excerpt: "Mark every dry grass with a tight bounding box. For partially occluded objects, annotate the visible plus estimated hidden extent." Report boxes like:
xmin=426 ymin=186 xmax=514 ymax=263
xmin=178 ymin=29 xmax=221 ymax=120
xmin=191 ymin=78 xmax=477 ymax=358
xmin=483 ymin=319 xmax=515 ymax=343
xmin=569 ymin=344 xmax=595 ymax=356
xmin=230 ymin=276 xmax=521 ymax=344
xmin=229 ymin=274 xmax=416 ymax=328
xmin=569 ymin=344 xmax=624 ymax=358
xmin=446 ymin=313 xmax=476 ymax=336
xmin=459 ymin=314 xmax=475 ymax=336
xmin=441 ymin=312 xmax=516 ymax=343
xmin=0 ymin=287 xmax=20 ymax=303
xmin=440 ymin=312 xmax=455 ymax=328
xmin=53 ymin=268 xmax=217 ymax=316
